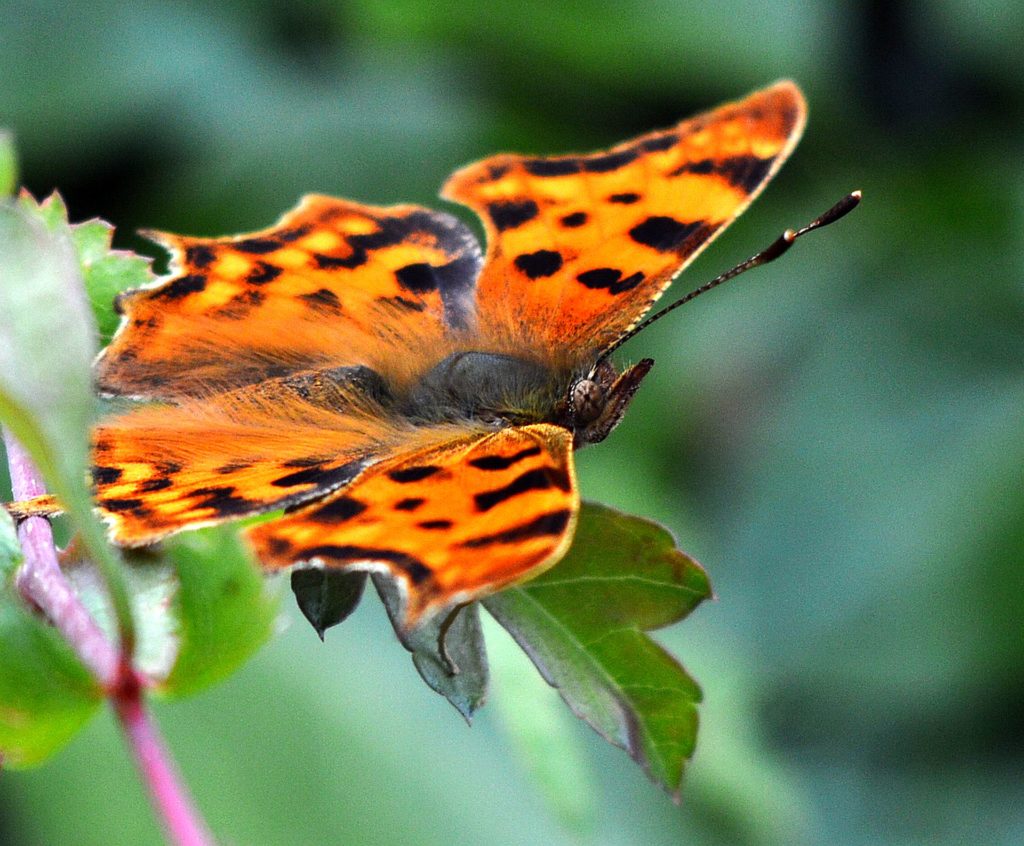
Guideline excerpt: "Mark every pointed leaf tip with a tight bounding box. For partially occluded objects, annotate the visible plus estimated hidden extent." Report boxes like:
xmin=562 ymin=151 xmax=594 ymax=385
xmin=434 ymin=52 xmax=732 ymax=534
xmin=373 ymin=575 xmax=489 ymax=721
xmin=290 ymin=567 xmax=367 ymax=639
xmin=484 ymin=501 xmax=711 ymax=795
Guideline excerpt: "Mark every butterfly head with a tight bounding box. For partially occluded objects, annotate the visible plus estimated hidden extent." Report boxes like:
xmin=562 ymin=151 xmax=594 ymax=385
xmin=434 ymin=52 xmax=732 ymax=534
xmin=566 ymin=357 xmax=654 ymax=448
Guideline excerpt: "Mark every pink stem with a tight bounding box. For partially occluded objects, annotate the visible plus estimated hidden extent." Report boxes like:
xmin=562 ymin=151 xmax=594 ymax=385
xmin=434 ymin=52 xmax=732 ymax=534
xmin=115 ymin=680 xmax=215 ymax=846
xmin=4 ymin=428 xmax=119 ymax=686
xmin=4 ymin=429 xmax=214 ymax=846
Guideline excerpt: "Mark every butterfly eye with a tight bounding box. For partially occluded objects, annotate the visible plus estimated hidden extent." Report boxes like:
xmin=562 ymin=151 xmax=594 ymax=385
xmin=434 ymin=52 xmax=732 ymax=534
xmin=570 ymin=378 xmax=606 ymax=426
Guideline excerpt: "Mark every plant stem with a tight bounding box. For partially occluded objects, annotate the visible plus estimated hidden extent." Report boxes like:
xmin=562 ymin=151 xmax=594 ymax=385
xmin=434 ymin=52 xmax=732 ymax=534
xmin=4 ymin=429 xmax=214 ymax=846
xmin=115 ymin=678 xmax=216 ymax=846
xmin=4 ymin=427 xmax=118 ymax=686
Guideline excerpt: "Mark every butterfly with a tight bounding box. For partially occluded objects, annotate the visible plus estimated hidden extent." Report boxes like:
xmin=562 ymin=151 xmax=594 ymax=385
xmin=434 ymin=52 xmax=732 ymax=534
xmin=42 ymin=82 xmax=811 ymax=625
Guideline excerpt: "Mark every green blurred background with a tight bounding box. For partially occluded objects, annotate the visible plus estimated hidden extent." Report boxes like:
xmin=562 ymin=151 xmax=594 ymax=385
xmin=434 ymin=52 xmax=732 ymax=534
xmin=3 ymin=0 xmax=1023 ymax=843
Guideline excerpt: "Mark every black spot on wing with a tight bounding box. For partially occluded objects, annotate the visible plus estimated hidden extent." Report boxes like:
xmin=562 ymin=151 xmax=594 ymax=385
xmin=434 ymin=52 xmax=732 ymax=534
xmin=217 ymin=289 xmax=265 ymax=319
xmin=314 ymin=252 xmax=364 ymax=270
xmin=671 ymin=155 xmax=775 ymax=192
xmin=395 ymin=254 xmax=478 ymax=299
xmin=282 ymin=457 xmax=322 ymax=468
xmin=266 ymin=536 xmax=292 ymax=557
xmin=185 ymin=244 xmax=216 ymax=268
xmin=394 ymin=263 xmax=438 ymax=294
xmin=311 ymin=496 xmax=367 ymax=523
xmin=234 ymin=238 xmax=281 ymax=255
xmin=388 ymin=465 xmax=441 ymax=483
xmin=92 ymin=465 xmax=123 ymax=485
xmin=153 ymin=274 xmax=206 ymax=300
xmin=675 ymin=159 xmax=715 ymax=175
xmin=309 ymin=209 xmax=480 ymax=328
xmin=246 ymin=262 xmax=282 ymax=285
xmin=523 ymin=157 xmax=581 ymax=177
xmin=100 ymin=497 xmax=144 ymax=513
xmin=215 ymin=461 xmax=250 ymax=474
xmin=380 ymin=295 xmax=426 ymax=313
xmin=460 ymin=509 xmax=572 ymax=548
xmin=637 ymin=133 xmax=677 ymax=153
xmin=138 ymin=478 xmax=173 ymax=493
xmin=583 ymin=148 xmax=637 ymax=173
xmin=514 ymin=250 xmax=563 ymax=280
xmin=394 ymin=497 xmax=426 ymax=511
xmin=487 ymin=199 xmax=539 ymax=231
xmin=474 ymin=467 xmax=568 ymax=512
xmin=417 ymin=519 xmax=452 ymax=530
xmin=297 ymin=545 xmax=432 ymax=584
xmin=299 ymin=288 xmax=342 ymax=311
xmin=278 ymin=225 xmax=312 ymax=242
xmin=609 ymin=192 xmax=640 ymax=204
xmin=468 ymin=445 xmax=542 ymax=471
xmin=576 ymin=268 xmax=645 ymax=295
xmin=560 ymin=212 xmax=587 ymax=228
xmin=190 ymin=486 xmax=257 ymax=517
xmin=629 ymin=217 xmax=706 ymax=252
xmin=271 ymin=462 xmax=363 ymax=489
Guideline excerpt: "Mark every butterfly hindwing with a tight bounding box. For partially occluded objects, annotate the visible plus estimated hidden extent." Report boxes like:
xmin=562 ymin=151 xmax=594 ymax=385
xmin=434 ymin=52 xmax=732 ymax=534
xmin=248 ymin=423 xmax=578 ymax=623
xmin=442 ymin=81 xmax=806 ymax=359
xmin=90 ymin=367 xmax=432 ymax=545
xmin=97 ymin=196 xmax=482 ymax=400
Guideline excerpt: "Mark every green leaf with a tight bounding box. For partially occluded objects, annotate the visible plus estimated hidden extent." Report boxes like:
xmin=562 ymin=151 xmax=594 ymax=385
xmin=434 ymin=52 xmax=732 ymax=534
xmin=0 ymin=511 xmax=101 ymax=768
xmin=373 ymin=574 xmax=489 ymax=721
xmin=0 ymin=193 xmax=134 ymax=654
xmin=483 ymin=502 xmax=711 ymax=796
xmin=69 ymin=219 xmax=152 ymax=344
xmin=0 ymin=198 xmax=95 ymax=517
xmin=0 ymin=131 xmax=16 ymax=197
xmin=61 ymin=546 xmax=179 ymax=682
xmin=159 ymin=526 xmax=280 ymax=697
xmin=291 ymin=567 xmax=368 ymax=640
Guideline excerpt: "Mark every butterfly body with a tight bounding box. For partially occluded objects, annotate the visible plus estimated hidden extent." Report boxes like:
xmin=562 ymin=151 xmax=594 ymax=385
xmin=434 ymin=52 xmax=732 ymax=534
xmin=77 ymin=82 xmax=807 ymax=622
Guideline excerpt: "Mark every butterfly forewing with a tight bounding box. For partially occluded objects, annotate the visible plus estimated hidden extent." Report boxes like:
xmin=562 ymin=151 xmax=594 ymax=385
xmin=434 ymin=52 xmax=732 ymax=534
xmin=97 ymin=196 xmax=482 ymax=400
xmin=248 ymin=423 xmax=578 ymax=624
xmin=442 ymin=81 xmax=806 ymax=360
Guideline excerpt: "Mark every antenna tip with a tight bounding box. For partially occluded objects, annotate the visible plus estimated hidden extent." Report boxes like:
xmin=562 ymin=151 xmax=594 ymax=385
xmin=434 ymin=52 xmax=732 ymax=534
xmin=851 ymin=189 xmax=863 ymax=200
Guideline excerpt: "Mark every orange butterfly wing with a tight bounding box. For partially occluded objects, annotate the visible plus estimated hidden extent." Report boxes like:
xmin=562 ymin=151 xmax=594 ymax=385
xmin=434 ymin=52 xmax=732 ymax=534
xmin=248 ymin=423 xmax=577 ymax=623
xmin=90 ymin=371 xmax=416 ymax=545
xmin=97 ymin=196 xmax=481 ymax=399
xmin=442 ymin=81 xmax=805 ymax=359
xmin=60 ymin=83 xmax=807 ymax=624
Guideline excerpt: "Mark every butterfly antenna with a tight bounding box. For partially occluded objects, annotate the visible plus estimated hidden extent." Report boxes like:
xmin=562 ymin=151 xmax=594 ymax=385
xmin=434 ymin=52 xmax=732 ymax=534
xmin=593 ymin=190 xmax=862 ymax=369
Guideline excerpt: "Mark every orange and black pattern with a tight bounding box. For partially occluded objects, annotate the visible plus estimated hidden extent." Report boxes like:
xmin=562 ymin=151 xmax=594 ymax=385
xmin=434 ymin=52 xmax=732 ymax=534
xmin=444 ymin=81 xmax=804 ymax=359
xmin=9 ymin=82 xmax=807 ymax=625
xmin=97 ymin=196 xmax=482 ymax=399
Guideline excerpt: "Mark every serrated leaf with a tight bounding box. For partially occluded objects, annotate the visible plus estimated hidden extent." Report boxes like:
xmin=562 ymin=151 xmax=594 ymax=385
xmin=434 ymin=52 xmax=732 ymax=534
xmin=373 ymin=574 xmax=489 ymax=721
xmin=483 ymin=502 xmax=711 ymax=797
xmin=0 ymin=510 xmax=101 ymax=768
xmin=0 ymin=198 xmax=95 ymax=520
xmin=291 ymin=567 xmax=367 ymax=639
xmin=0 ymin=194 xmax=133 ymax=656
xmin=69 ymin=218 xmax=153 ymax=344
xmin=159 ymin=526 xmax=280 ymax=697
xmin=0 ymin=132 xmax=16 ymax=197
